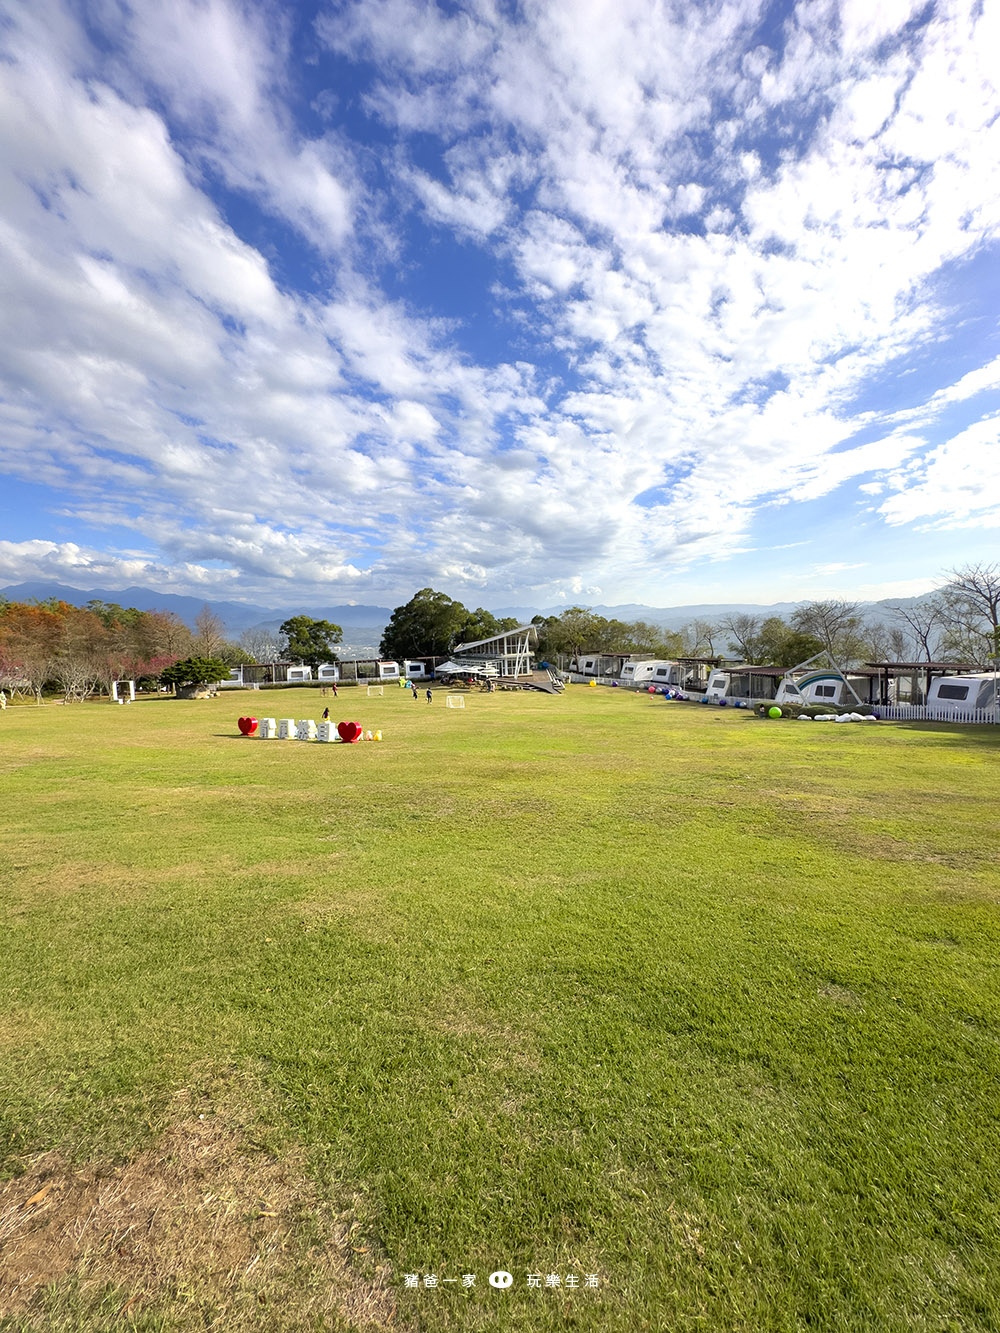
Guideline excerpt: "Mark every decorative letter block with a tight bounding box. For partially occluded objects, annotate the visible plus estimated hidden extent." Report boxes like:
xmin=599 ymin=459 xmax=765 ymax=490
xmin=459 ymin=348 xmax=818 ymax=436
xmin=296 ymin=719 xmax=318 ymax=740
xmin=316 ymin=721 xmax=334 ymax=742
xmin=259 ymin=718 xmax=278 ymax=738
xmin=278 ymin=718 xmax=296 ymax=739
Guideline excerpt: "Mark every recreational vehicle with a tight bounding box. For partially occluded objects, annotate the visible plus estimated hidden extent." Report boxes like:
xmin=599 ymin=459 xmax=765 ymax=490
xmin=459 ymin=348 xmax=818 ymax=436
xmin=775 ymin=671 xmax=876 ymax=708
xmin=619 ymin=660 xmax=685 ymax=687
xmin=704 ymin=670 xmax=736 ymax=701
xmin=924 ymin=673 xmax=997 ymax=716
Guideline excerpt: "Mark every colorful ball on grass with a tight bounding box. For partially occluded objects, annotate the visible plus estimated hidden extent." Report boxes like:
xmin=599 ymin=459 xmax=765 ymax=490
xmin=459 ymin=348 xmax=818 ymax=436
xmin=589 ymin=680 xmax=598 ymax=688
xmin=647 ymin=686 xmax=656 ymax=694
xmin=768 ymin=706 xmax=782 ymax=719
xmin=718 ymin=698 xmax=727 ymax=706
xmin=701 ymin=696 xmax=709 ymax=705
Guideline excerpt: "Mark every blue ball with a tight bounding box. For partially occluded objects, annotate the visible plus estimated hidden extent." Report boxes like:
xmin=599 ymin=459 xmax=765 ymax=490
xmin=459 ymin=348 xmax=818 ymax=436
xmin=718 ymin=698 xmax=728 ymax=706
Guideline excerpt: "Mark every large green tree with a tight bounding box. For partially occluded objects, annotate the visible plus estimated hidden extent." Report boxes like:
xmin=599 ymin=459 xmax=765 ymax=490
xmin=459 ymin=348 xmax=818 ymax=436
xmin=454 ymin=607 xmax=521 ymax=645
xmin=756 ymin=618 xmax=824 ymax=668
xmin=379 ymin=589 xmax=470 ymax=658
xmin=279 ymin=616 xmax=342 ymax=668
xmin=159 ymin=657 xmax=230 ymax=690
xmin=534 ymin=607 xmax=682 ymax=660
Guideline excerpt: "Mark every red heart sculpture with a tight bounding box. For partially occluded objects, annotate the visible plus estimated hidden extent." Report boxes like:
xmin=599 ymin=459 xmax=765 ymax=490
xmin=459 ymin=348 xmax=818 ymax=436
xmin=337 ymin=721 xmax=362 ymax=743
xmin=237 ymin=716 xmax=258 ymax=735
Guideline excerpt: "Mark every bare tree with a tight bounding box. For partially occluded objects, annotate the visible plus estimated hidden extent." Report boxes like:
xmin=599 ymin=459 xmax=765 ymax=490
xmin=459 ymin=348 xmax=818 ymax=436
xmin=717 ymin=613 xmax=763 ymax=663
xmin=150 ymin=611 xmax=193 ymax=658
xmin=885 ymin=597 xmax=947 ymax=662
xmin=887 ymin=627 xmax=910 ymax=660
xmin=861 ymin=619 xmax=894 ymax=664
xmin=239 ymin=627 xmax=283 ymax=663
xmin=682 ymin=618 xmax=719 ymax=655
xmin=192 ymin=605 xmax=226 ymax=658
xmin=939 ymin=563 xmax=1000 ymax=662
xmin=790 ymin=600 xmax=866 ymax=664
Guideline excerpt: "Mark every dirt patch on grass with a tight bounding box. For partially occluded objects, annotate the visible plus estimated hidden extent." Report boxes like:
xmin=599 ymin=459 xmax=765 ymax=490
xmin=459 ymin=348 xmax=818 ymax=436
xmin=0 ymin=1085 xmax=405 ymax=1331
xmin=818 ymin=982 xmax=864 ymax=1009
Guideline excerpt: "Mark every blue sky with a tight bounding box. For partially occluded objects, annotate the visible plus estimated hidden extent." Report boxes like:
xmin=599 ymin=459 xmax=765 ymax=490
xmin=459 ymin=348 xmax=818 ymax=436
xmin=1 ymin=0 xmax=998 ymax=610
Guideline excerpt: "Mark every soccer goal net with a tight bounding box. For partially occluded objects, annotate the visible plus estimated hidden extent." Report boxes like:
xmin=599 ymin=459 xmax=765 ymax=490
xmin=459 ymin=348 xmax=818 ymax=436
xmin=366 ymin=685 xmax=384 ymax=697
xmin=445 ymin=694 xmax=466 ymax=709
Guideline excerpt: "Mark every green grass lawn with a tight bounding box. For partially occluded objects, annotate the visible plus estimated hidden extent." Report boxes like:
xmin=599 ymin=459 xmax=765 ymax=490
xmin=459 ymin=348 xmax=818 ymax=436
xmin=1 ymin=686 xmax=999 ymax=1332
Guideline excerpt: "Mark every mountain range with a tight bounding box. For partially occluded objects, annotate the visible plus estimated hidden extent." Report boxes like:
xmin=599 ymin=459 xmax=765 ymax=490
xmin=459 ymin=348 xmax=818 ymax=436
xmin=1 ymin=581 xmax=925 ymax=639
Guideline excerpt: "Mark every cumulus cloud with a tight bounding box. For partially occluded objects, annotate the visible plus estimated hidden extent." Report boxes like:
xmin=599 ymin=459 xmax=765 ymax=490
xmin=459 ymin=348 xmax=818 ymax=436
xmin=0 ymin=0 xmax=998 ymax=607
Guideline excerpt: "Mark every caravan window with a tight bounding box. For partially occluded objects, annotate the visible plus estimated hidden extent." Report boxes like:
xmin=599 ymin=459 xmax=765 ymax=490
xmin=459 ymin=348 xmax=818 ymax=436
xmin=709 ymin=675 xmax=726 ymax=689
xmin=655 ymin=668 xmax=668 ymax=677
xmin=937 ymin=683 xmax=970 ymax=700
xmin=815 ymin=685 xmax=837 ymax=698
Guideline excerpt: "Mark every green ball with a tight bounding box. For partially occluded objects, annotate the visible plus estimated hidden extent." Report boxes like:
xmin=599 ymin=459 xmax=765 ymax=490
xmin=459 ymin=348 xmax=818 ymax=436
xmin=768 ymin=706 xmax=782 ymax=719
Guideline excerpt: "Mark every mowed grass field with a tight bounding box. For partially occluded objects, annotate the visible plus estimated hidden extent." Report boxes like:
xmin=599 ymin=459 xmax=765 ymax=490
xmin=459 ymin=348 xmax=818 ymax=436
xmin=1 ymin=685 xmax=999 ymax=1333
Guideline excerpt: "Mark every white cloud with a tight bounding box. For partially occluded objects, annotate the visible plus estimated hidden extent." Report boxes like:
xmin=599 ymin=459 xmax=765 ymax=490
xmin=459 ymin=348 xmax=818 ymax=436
xmin=1 ymin=0 xmax=999 ymax=608
xmin=877 ymin=415 xmax=1000 ymax=529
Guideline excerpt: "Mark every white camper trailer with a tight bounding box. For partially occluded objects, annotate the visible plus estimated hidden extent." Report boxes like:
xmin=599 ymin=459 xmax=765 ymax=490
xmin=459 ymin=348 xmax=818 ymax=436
xmin=925 ymin=673 xmax=997 ymax=716
xmin=704 ymin=670 xmax=735 ymax=701
xmin=775 ymin=671 xmax=873 ymax=708
xmin=620 ymin=660 xmax=685 ymax=687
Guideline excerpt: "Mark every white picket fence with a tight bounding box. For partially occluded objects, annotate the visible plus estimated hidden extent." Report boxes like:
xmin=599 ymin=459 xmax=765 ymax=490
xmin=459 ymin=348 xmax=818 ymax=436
xmin=876 ymin=704 xmax=998 ymax=725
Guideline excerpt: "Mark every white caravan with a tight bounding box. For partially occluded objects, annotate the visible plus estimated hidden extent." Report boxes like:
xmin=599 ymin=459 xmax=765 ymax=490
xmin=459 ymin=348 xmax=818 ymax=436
xmin=620 ymin=660 xmax=685 ymax=687
xmin=925 ymin=674 xmax=997 ymax=716
xmin=775 ymin=671 xmax=872 ymax=708
xmin=704 ymin=670 xmax=736 ymax=701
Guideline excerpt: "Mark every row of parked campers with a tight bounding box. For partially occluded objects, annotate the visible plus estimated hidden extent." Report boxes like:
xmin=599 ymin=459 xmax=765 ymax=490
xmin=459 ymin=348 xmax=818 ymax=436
xmin=268 ymin=660 xmax=432 ymax=684
xmin=703 ymin=669 xmax=998 ymax=714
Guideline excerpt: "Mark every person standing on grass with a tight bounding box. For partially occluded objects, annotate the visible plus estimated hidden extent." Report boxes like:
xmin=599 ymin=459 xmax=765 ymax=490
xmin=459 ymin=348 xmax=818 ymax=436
xmin=412 ymin=684 xmax=418 ymax=700
xmin=322 ymin=707 xmax=330 ymax=720
xmin=331 ymin=681 xmax=338 ymax=697
xmin=426 ymin=688 xmax=433 ymax=704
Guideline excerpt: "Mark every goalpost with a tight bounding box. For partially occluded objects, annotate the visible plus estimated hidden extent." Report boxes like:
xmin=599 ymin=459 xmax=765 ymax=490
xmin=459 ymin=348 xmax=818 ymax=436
xmin=445 ymin=694 xmax=466 ymax=709
xmin=366 ymin=685 xmax=384 ymax=697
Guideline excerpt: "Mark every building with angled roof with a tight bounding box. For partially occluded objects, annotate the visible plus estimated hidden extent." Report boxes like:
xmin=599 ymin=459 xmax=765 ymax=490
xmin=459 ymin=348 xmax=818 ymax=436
xmin=449 ymin=623 xmax=538 ymax=678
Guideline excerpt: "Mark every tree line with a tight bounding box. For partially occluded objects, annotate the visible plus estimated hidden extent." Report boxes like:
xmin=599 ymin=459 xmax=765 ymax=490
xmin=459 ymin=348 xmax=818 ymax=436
xmin=2 ymin=563 xmax=997 ymax=700
xmin=379 ymin=565 xmax=1000 ymax=670
xmin=0 ymin=598 xmax=343 ymax=701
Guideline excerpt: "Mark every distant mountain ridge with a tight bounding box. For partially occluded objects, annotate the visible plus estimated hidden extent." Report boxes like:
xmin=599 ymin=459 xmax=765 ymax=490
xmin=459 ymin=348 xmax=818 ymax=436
xmin=0 ymin=582 xmax=394 ymax=632
xmin=2 ymin=581 xmax=928 ymax=639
